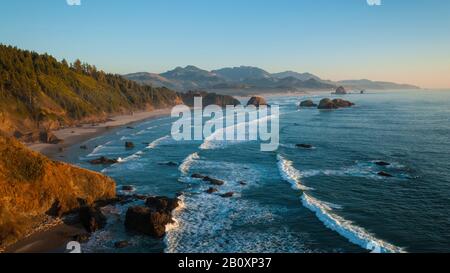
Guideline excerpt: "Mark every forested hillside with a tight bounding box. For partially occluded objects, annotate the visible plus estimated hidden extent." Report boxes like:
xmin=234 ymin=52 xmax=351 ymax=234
xmin=0 ymin=45 xmax=182 ymax=141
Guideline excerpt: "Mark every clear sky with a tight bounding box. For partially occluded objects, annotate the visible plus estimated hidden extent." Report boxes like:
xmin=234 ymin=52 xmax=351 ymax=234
xmin=1 ymin=0 xmax=449 ymax=88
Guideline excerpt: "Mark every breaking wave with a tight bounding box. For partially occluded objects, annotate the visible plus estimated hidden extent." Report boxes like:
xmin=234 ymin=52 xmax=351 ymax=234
xmin=301 ymin=193 xmax=405 ymax=253
xmin=277 ymin=154 xmax=313 ymax=191
xmin=179 ymin=152 xmax=200 ymax=175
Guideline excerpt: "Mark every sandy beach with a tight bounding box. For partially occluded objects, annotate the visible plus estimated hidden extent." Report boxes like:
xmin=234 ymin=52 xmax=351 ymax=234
xmin=27 ymin=108 xmax=173 ymax=158
xmin=2 ymin=108 xmax=173 ymax=253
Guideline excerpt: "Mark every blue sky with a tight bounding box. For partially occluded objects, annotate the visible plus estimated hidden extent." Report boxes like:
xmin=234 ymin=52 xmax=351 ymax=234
xmin=1 ymin=0 xmax=449 ymax=88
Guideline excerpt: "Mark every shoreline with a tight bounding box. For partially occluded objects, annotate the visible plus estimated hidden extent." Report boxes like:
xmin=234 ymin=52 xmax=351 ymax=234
xmin=4 ymin=108 xmax=173 ymax=253
xmin=27 ymin=108 xmax=173 ymax=159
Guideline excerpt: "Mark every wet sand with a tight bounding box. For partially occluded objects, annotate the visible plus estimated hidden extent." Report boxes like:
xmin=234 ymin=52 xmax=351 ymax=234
xmin=4 ymin=109 xmax=173 ymax=253
xmin=28 ymin=108 xmax=173 ymax=158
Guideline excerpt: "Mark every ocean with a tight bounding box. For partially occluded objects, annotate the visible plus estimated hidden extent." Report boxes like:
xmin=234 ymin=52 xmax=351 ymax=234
xmin=63 ymin=89 xmax=450 ymax=253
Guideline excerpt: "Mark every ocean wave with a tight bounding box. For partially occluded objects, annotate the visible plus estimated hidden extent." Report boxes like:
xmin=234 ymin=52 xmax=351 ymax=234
xmin=165 ymin=194 xmax=311 ymax=253
xmin=86 ymin=141 xmax=114 ymax=157
xmin=300 ymin=161 xmax=410 ymax=180
xmin=200 ymin=113 xmax=276 ymax=150
xmin=179 ymin=152 xmax=200 ymax=175
xmin=301 ymin=193 xmax=405 ymax=253
xmin=165 ymin=160 xmax=312 ymax=253
xmin=147 ymin=135 xmax=172 ymax=149
xmin=277 ymin=154 xmax=313 ymax=191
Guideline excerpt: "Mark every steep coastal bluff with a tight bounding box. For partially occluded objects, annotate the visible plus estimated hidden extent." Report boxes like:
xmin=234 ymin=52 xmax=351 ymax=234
xmin=0 ymin=132 xmax=116 ymax=248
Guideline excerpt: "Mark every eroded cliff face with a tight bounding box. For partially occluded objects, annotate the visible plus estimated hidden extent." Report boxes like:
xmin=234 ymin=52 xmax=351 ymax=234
xmin=0 ymin=133 xmax=116 ymax=247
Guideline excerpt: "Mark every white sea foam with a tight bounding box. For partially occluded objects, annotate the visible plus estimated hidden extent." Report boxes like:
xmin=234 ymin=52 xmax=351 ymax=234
xmin=86 ymin=141 xmax=113 ymax=157
xmin=165 ymin=160 xmax=312 ymax=253
xmin=301 ymin=193 xmax=405 ymax=253
xmin=147 ymin=135 xmax=172 ymax=149
xmin=277 ymin=154 xmax=313 ymax=191
xmin=200 ymin=113 xmax=275 ymax=150
xmin=179 ymin=152 xmax=200 ymax=175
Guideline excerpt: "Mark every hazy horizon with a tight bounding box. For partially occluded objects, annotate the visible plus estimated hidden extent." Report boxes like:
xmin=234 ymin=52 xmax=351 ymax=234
xmin=1 ymin=0 xmax=449 ymax=88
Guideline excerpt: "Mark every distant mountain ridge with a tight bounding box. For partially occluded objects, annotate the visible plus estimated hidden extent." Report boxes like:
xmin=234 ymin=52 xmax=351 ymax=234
xmin=125 ymin=66 xmax=419 ymax=94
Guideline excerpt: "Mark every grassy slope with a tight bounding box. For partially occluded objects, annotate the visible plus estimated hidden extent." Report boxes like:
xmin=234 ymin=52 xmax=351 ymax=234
xmin=0 ymin=132 xmax=116 ymax=247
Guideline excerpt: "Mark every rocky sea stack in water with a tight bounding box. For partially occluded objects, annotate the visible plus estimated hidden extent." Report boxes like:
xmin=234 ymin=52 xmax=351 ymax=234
xmin=335 ymin=86 xmax=348 ymax=95
xmin=125 ymin=196 xmax=179 ymax=238
xmin=299 ymin=100 xmax=317 ymax=107
xmin=247 ymin=96 xmax=268 ymax=107
xmin=318 ymin=98 xmax=355 ymax=110
xmin=0 ymin=132 xmax=116 ymax=248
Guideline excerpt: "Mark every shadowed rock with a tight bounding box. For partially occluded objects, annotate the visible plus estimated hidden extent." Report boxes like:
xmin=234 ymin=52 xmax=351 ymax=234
xmin=203 ymin=176 xmax=225 ymax=186
xmin=299 ymin=100 xmax=317 ymax=107
xmin=247 ymin=96 xmax=268 ymax=107
xmin=79 ymin=206 xmax=107 ymax=233
xmin=89 ymin=156 xmax=118 ymax=165
xmin=296 ymin=144 xmax=313 ymax=149
xmin=378 ymin=171 xmax=393 ymax=177
xmin=221 ymin=192 xmax=235 ymax=198
xmin=335 ymin=86 xmax=347 ymax=95
xmin=125 ymin=142 xmax=135 ymax=149
xmin=206 ymin=187 xmax=218 ymax=194
xmin=375 ymin=161 xmax=391 ymax=166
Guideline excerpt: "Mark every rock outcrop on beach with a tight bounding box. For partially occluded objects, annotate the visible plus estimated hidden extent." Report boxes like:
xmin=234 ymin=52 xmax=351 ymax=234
xmin=0 ymin=133 xmax=116 ymax=248
xmin=299 ymin=100 xmax=317 ymax=107
xmin=247 ymin=96 xmax=268 ymax=107
xmin=78 ymin=206 xmax=107 ymax=233
xmin=125 ymin=196 xmax=179 ymax=238
xmin=318 ymin=98 xmax=355 ymax=109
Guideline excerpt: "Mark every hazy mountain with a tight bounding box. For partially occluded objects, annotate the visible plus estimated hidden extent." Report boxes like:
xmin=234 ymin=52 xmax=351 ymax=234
xmin=338 ymin=79 xmax=420 ymax=90
xmin=212 ymin=66 xmax=272 ymax=82
xmin=272 ymin=71 xmax=321 ymax=81
xmin=124 ymin=66 xmax=420 ymax=94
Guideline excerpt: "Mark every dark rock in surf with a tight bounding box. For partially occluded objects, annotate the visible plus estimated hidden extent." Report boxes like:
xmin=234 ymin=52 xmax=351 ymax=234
xmin=78 ymin=206 xmax=107 ymax=233
xmin=318 ymin=98 xmax=354 ymax=109
xmin=299 ymin=100 xmax=317 ymax=107
xmin=239 ymin=181 xmax=247 ymax=186
xmin=247 ymin=96 xmax=268 ymax=107
xmin=221 ymin=192 xmax=235 ymax=198
xmin=378 ymin=171 xmax=393 ymax=177
xmin=206 ymin=187 xmax=218 ymax=194
xmin=89 ymin=156 xmax=118 ymax=165
xmin=335 ymin=86 xmax=348 ymax=95
xmin=125 ymin=197 xmax=179 ymax=238
xmin=121 ymin=185 xmax=135 ymax=192
xmin=296 ymin=144 xmax=313 ymax=149
xmin=332 ymin=98 xmax=354 ymax=108
xmin=125 ymin=206 xmax=171 ymax=238
xmin=125 ymin=142 xmax=135 ymax=149
xmin=318 ymin=98 xmax=338 ymax=109
xmin=80 ymin=145 xmax=88 ymax=150
xmin=203 ymin=176 xmax=225 ymax=186
xmin=375 ymin=161 xmax=391 ymax=167
xmin=191 ymin=173 xmax=206 ymax=179
xmin=145 ymin=196 xmax=179 ymax=213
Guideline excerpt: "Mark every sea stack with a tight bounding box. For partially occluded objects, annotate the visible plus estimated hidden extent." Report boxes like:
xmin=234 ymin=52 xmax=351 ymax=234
xmin=247 ymin=96 xmax=268 ymax=107
xmin=335 ymin=86 xmax=347 ymax=95
xmin=318 ymin=98 xmax=355 ymax=109
xmin=299 ymin=100 xmax=317 ymax=107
